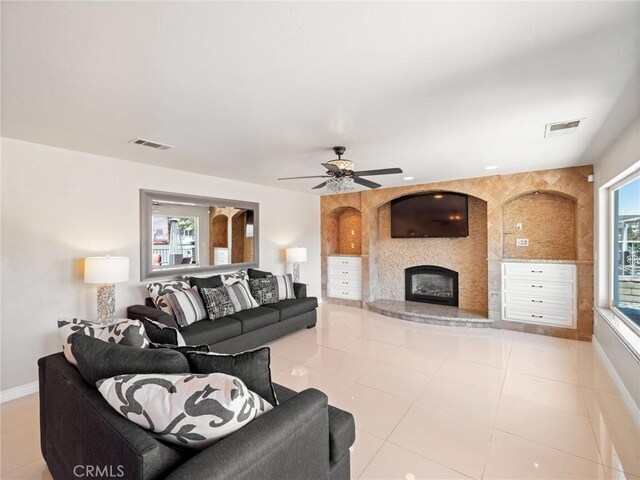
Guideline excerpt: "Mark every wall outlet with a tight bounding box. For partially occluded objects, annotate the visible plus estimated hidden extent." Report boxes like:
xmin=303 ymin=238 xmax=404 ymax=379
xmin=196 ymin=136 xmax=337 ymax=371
xmin=516 ymin=238 xmax=529 ymax=247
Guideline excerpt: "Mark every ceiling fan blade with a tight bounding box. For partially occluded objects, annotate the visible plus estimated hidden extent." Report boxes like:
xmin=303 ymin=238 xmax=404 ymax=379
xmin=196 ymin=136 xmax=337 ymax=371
xmin=278 ymin=175 xmax=330 ymax=180
xmin=321 ymin=163 xmax=342 ymax=174
xmin=353 ymin=177 xmax=382 ymax=189
xmin=312 ymin=181 xmax=327 ymax=190
xmin=353 ymin=167 xmax=403 ymax=176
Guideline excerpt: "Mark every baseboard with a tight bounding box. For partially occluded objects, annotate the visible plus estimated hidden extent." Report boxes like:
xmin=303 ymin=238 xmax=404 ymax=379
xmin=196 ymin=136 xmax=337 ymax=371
xmin=0 ymin=381 xmax=39 ymax=403
xmin=592 ymin=336 xmax=640 ymax=428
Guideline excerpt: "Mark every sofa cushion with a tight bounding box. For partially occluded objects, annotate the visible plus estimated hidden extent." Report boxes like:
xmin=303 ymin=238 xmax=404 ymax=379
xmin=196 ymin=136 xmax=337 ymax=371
xmin=229 ymin=307 xmax=279 ymax=333
xmin=185 ymin=347 xmax=278 ymax=406
xmin=247 ymin=268 xmax=273 ymax=279
xmin=146 ymin=280 xmax=191 ymax=317
xmin=180 ymin=317 xmax=242 ymax=346
xmin=248 ymin=277 xmax=279 ymax=305
xmin=200 ymin=286 xmax=236 ymax=320
xmin=264 ymin=297 xmax=319 ymax=321
xmin=141 ymin=317 xmax=186 ymax=346
xmin=188 ymin=274 xmax=223 ymax=290
xmin=71 ymin=334 xmax=189 ymax=387
xmin=165 ymin=288 xmax=207 ymax=327
xmin=97 ymin=372 xmax=273 ymax=449
xmin=273 ymin=384 xmax=355 ymax=464
xmin=274 ymin=274 xmax=295 ymax=300
xmin=58 ymin=318 xmax=150 ymax=366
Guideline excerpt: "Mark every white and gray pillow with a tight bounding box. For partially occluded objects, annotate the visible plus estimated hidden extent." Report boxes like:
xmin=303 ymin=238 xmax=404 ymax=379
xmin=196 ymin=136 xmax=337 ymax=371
xmin=146 ymin=280 xmax=191 ymax=317
xmin=57 ymin=318 xmax=150 ymax=365
xmin=97 ymin=373 xmax=273 ymax=449
xmin=200 ymin=286 xmax=236 ymax=320
xmin=248 ymin=277 xmax=279 ymax=305
xmin=274 ymin=274 xmax=295 ymax=301
xmin=165 ymin=288 xmax=207 ymax=327
xmin=219 ymin=269 xmax=249 ymax=285
xmin=225 ymin=282 xmax=259 ymax=312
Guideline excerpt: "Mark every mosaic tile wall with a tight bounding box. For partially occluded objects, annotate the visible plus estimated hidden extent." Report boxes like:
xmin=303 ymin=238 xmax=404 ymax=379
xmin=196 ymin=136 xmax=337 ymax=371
xmin=321 ymin=165 xmax=594 ymax=340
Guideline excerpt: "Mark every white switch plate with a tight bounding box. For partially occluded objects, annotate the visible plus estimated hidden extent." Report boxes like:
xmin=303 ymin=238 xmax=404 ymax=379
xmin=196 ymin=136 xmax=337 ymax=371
xmin=516 ymin=238 xmax=529 ymax=246
xmin=516 ymin=223 xmax=522 ymax=230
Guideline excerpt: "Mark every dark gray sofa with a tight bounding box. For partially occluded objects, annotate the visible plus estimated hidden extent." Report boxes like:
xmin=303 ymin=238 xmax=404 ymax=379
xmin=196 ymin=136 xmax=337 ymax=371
xmin=39 ymin=352 xmax=355 ymax=480
xmin=128 ymin=280 xmax=318 ymax=353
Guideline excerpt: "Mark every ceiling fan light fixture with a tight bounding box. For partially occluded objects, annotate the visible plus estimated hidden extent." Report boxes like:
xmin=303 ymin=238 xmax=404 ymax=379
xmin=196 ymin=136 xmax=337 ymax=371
xmin=327 ymin=159 xmax=354 ymax=172
xmin=326 ymin=176 xmax=354 ymax=194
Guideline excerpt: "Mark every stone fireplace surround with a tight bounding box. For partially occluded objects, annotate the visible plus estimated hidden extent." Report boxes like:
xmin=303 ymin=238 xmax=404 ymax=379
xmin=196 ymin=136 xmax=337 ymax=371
xmin=321 ymin=165 xmax=594 ymax=340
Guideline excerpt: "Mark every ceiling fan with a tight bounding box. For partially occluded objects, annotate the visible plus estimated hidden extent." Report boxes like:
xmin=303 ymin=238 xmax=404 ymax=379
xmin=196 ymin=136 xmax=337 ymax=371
xmin=278 ymin=146 xmax=403 ymax=193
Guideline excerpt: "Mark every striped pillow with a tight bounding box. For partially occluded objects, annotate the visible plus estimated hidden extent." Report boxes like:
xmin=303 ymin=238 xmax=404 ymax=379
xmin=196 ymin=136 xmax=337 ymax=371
xmin=225 ymin=281 xmax=259 ymax=312
xmin=165 ymin=288 xmax=207 ymax=327
xmin=274 ymin=274 xmax=295 ymax=300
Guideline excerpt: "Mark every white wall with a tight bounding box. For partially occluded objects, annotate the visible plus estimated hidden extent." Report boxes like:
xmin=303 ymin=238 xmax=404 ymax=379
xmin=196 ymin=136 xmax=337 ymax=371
xmin=0 ymin=138 xmax=321 ymax=391
xmin=593 ymin=115 xmax=640 ymax=413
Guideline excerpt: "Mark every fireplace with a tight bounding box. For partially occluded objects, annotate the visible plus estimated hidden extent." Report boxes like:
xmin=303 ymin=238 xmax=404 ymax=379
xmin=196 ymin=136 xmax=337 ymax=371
xmin=405 ymin=265 xmax=459 ymax=307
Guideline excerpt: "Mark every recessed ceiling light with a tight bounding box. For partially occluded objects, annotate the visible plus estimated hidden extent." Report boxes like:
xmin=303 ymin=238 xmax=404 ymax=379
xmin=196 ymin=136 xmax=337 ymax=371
xmin=403 ymin=176 xmax=415 ymax=180
xmin=484 ymin=165 xmax=498 ymax=170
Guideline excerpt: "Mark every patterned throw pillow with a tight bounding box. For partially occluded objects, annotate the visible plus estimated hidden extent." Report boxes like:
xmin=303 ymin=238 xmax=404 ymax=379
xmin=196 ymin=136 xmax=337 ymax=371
xmin=200 ymin=286 xmax=236 ymax=320
xmin=97 ymin=373 xmax=273 ymax=449
xmin=165 ymin=288 xmax=207 ymax=327
xmin=248 ymin=277 xmax=279 ymax=305
xmin=141 ymin=318 xmax=186 ymax=346
xmin=219 ymin=269 xmax=249 ymax=285
xmin=57 ymin=318 xmax=150 ymax=365
xmin=274 ymin=274 xmax=295 ymax=301
xmin=225 ymin=282 xmax=259 ymax=312
xmin=146 ymin=280 xmax=191 ymax=317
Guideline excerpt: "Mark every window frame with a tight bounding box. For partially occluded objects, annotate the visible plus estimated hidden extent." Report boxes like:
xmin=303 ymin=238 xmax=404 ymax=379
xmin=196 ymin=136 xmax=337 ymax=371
xmin=609 ymin=168 xmax=640 ymax=337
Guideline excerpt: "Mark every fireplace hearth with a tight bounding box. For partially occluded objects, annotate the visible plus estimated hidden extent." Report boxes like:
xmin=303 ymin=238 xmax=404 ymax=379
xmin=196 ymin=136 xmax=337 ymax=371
xmin=405 ymin=265 xmax=459 ymax=307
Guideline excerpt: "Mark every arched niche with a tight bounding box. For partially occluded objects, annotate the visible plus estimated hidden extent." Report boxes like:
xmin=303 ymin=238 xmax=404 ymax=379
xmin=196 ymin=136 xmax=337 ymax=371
xmin=326 ymin=206 xmax=362 ymax=255
xmin=501 ymin=190 xmax=577 ymax=260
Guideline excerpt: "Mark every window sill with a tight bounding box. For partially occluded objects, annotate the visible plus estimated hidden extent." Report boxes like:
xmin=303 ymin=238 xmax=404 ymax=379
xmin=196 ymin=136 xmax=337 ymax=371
xmin=594 ymin=307 xmax=640 ymax=361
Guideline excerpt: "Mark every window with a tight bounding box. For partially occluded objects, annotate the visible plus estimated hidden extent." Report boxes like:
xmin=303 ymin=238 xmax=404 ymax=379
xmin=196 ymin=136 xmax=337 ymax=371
xmin=612 ymin=174 xmax=640 ymax=328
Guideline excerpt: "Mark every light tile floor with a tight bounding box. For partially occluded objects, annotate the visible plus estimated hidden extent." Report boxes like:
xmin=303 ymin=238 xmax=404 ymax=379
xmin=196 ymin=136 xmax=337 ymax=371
xmin=1 ymin=303 xmax=639 ymax=479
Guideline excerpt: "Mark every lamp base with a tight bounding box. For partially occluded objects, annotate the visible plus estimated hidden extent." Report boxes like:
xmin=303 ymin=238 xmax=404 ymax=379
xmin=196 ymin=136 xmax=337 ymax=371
xmin=292 ymin=262 xmax=301 ymax=283
xmin=97 ymin=283 xmax=116 ymax=323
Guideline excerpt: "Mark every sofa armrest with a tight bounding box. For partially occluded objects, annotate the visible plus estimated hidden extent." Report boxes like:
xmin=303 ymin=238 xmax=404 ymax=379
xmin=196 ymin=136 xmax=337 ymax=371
xmin=293 ymin=282 xmax=307 ymax=299
xmin=165 ymin=389 xmax=330 ymax=480
xmin=127 ymin=304 xmax=180 ymax=330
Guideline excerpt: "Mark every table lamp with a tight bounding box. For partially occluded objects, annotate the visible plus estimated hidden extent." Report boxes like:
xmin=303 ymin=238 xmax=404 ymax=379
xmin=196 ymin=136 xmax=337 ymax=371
xmin=84 ymin=256 xmax=130 ymax=323
xmin=286 ymin=247 xmax=307 ymax=283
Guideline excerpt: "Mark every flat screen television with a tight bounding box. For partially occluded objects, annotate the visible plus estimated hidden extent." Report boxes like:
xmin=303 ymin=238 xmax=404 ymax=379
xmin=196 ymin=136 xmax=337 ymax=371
xmin=390 ymin=192 xmax=469 ymax=238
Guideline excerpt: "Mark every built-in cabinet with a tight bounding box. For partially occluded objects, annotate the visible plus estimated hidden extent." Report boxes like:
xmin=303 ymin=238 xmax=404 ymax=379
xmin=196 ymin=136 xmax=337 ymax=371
xmin=327 ymin=256 xmax=362 ymax=300
xmin=502 ymin=262 xmax=577 ymax=328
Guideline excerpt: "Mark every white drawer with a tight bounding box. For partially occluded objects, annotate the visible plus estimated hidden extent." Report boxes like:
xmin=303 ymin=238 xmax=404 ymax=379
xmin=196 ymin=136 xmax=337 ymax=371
xmin=504 ymin=293 xmax=574 ymax=313
xmin=328 ymin=266 xmax=361 ymax=280
xmin=328 ymin=276 xmax=362 ymax=289
xmin=328 ymin=286 xmax=362 ymax=300
xmin=328 ymin=256 xmax=362 ymax=268
xmin=504 ymin=279 xmax=574 ymax=298
xmin=503 ymin=263 xmax=575 ymax=281
xmin=504 ymin=307 xmax=575 ymax=328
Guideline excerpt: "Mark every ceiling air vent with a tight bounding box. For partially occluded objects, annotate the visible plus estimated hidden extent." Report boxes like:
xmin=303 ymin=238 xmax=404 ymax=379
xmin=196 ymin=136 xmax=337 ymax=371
xmin=129 ymin=138 xmax=174 ymax=150
xmin=544 ymin=119 xmax=583 ymax=138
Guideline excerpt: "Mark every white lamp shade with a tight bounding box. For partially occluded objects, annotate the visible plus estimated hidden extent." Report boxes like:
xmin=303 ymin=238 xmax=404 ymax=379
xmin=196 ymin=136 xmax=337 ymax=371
xmin=286 ymin=247 xmax=307 ymax=263
xmin=84 ymin=256 xmax=130 ymax=284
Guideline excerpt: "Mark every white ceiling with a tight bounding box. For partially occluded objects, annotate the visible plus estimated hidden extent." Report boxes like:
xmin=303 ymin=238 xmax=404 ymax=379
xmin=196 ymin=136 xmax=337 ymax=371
xmin=2 ymin=2 xmax=639 ymax=194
